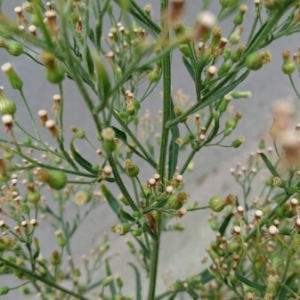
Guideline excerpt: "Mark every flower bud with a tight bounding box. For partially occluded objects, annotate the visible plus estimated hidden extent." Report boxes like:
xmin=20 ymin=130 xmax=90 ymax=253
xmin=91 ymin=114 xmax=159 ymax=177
xmin=0 ymin=287 xmax=9 ymax=295
xmin=27 ymin=185 xmax=41 ymax=203
xmin=233 ymin=5 xmax=248 ymax=26
xmin=225 ymin=112 xmax=242 ymax=129
xmin=229 ymin=26 xmax=243 ymax=45
xmin=6 ymin=41 xmax=23 ymax=56
xmin=101 ymin=127 xmax=117 ymax=154
xmin=209 ymin=196 xmax=227 ymax=212
xmin=132 ymin=229 xmax=143 ymax=236
xmin=111 ymin=223 xmax=131 ymax=235
xmin=2 ymin=114 xmax=14 ymax=132
xmin=41 ymin=52 xmax=65 ymax=84
xmin=74 ymin=189 xmax=92 ymax=205
xmin=147 ymin=67 xmax=160 ymax=83
xmin=231 ymin=136 xmax=245 ymax=148
xmin=124 ymin=159 xmax=139 ymax=177
xmin=218 ymin=60 xmax=232 ymax=76
xmin=48 ymin=170 xmax=67 ymax=190
xmin=230 ymin=91 xmax=252 ymax=99
xmin=282 ymin=50 xmax=295 ymax=75
xmin=0 ymin=87 xmax=16 ymax=116
xmin=231 ymin=45 xmax=245 ymax=62
xmin=51 ymin=250 xmax=61 ymax=265
xmin=218 ymin=95 xmax=231 ymax=112
xmin=273 ymin=177 xmax=286 ymax=188
xmin=1 ymin=63 xmax=23 ymax=90
xmin=178 ymin=43 xmax=192 ymax=58
xmin=246 ymin=51 xmax=271 ymax=71
xmin=167 ymin=192 xmax=188 ymax=209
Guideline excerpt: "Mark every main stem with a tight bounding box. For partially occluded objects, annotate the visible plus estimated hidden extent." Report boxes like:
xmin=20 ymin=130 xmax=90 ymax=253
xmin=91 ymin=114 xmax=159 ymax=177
xmin=147 ymin=0 xmax=171 ymax=299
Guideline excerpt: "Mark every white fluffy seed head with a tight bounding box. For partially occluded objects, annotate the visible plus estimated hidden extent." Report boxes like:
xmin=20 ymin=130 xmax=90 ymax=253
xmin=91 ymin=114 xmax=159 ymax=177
xmin=165 ymin=186 xmax=174 ymax=193
xmin=237 ymin=206 xmax=244 ymax=212
xmin=45 ymin=119 xmax=55 ymax=129
xmin=14 ymin=6 xmax=23 ymax=13
xmin=197 ymin=11 xmax=216 ymax=28
xmin=38 ymin=109 xmax=47 ymax=117
xmin=2 ymin=114 xmax=13 ymax=124
xmin=1 ymin=63 xmax=12 ymax=73
xmin=268 ymin=225 xmax=279 ymax=235
xmin=208 ymin=65 xmax=217 ymax=75
xmin=290 ymin=198 xmax=298 ymax=205
xmin=295 ymin=218 xmax=300 ymax=226
xmin=233 ymin=226 xmax=241 ymax=234
xmin=255 ymin=210 xmax=263 ymax=218
xmin=148 ymin=178 xmax=156 ymax=185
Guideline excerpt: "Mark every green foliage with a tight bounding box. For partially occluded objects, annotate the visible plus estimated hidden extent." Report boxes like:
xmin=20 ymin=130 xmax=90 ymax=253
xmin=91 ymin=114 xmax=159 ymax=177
xmin=0 ymin=0 xmax=300 ymax=299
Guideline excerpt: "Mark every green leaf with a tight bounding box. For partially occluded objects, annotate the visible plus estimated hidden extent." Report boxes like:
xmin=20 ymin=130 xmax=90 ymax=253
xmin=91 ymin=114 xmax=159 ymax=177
xmin=277 ymin=273 xmax=298 ymax=299
xmin=219 ymin=213 xmax=233 ymax=236
xmin=260 ymin=153 xmax=280 ymax=177
xmin=70 ymin=140 xmax=97 ymax=174
xmin=198 ymin=268 xmax=214 ymax=284
xmin=93 ymin=53 xmax=111 ymax=112
xmin=168 ymin=100 xmax=180 ymax=180
xmin=112 ymin=126 xmax=127 ymax=143
xmin=167 ymin=293 xmax=177 ymax=300
xmin=134 ymin=237 xmax=150 ymax=259
xmin=128 ymin=263 xmax=142 ymax=300
xmin=86 ymin=47 xmax=94 ymax=75
xmin=101 ymin=185 xmax=125 ymax=222
xmin=235 ymin=273 xmax=266 ymax=291
xmin=167 ymin=69 xmax=250 ymax=127
xmin=182 ymin=56 xmax=195 ymax=81
xmin=205 ymin=110 xmax=220 ymax=144
xmin=105 ymin=259 xmax=117 ymax=297
xmin=119 ymin=206 xmax=135 ymax=222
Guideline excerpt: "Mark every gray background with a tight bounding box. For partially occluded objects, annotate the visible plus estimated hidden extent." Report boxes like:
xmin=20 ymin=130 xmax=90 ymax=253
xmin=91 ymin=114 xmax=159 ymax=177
xmin=0 ymin=0 xmax=299 ymax=299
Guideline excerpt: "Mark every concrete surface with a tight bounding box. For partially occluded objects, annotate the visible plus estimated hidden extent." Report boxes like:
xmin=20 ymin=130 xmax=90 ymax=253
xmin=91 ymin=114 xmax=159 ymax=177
xmin=0 ymin=0 xmax=299 ymax=299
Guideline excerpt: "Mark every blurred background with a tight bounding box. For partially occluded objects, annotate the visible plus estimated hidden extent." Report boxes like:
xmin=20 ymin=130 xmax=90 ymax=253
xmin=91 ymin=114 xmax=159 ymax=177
xmin=0 ymin=0 xmax=299 ymax=299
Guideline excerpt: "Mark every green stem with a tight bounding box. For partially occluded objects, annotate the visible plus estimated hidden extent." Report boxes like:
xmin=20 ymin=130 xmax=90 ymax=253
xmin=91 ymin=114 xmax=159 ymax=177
xmin=108 ymin=155 xmax=138 ymax=211
xmin=289 ymin=75 xmax=300 ymax=99
xmin=180 ymin=149 xmax=197 ymax=174
xmin=148 ymin=1 xmax=171 ymax=299
xmin=0 ymin=257 xmax=89 ymax=300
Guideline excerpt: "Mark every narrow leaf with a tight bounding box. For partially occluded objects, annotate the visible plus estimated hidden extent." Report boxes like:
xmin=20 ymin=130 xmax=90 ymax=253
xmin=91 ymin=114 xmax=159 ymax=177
xmin=219 ymin=213 xmax=233 ymax=236
xmin=168 ymin=100 xmax=180 ymax=179
xmin=205 ymin=110 xmax=220 ymax=144
xmin=119 ymin=206 xmax=135 ymax=222
xmin=105 ymin=259 xmax=117 ymax=297
xmin=182 ymin=56 xmax=195 ymax=81
xmin=260 ymin=153 xmax=280 ymax=177
xmin=235 ymin=273 xmax=266 ymax=291
xmin=101 ymin=185 xmax=125 ymax=222
xmin=277 ymin=273 xmax=298 ymax=299
xmin=70 ymin=140 xmax=97 ymax=174
xmin=128 ymin=262 xmax=142 ymax=300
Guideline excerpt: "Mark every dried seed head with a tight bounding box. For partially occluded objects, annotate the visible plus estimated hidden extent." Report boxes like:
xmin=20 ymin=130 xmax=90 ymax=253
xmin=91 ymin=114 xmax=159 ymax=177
xmin=28 ymin=25 xmax=37 ymax=36
xmin=290 ymin=198 xmax=299 ymax=209
xmin=165 ymin=186 xmax=174 ymax=194
xmin=30 ymin=218 xmax=38 ymax=227
xmin=102 ymin=166 xmax=112 ymax=177
xmin=177 ymin=207 xmax=187 ymax=218
xmin=148 ymin=177 xmax=156 ymax=188
xmin=153 ymin=173 xmax=160 ymax=182
xmin=236 ymin=205 xmax=244 ymax=217
xmin=268 ymin=225 xmax=279 ymax=235
xmin=38 ymin=109 xmax=48 ymax=126
xmin=207 ymin=65 xmax=217 ymax=79
xmin=193 ymin=11 xmax=216 ymax=41
xmin=295 ymin=218 xmax=300 ymax=228
xmin=254 ymin=209 xmax=263 ymax=221
xmin=273 ymin=219 xmax=280 ymax=228
xmin=2 ymin=114 xmax=13 ymax=132
xmin=233 ymin=225 xmax=241 ymax=236
xmin=45 ymin=119 xmax=59 ymax=139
